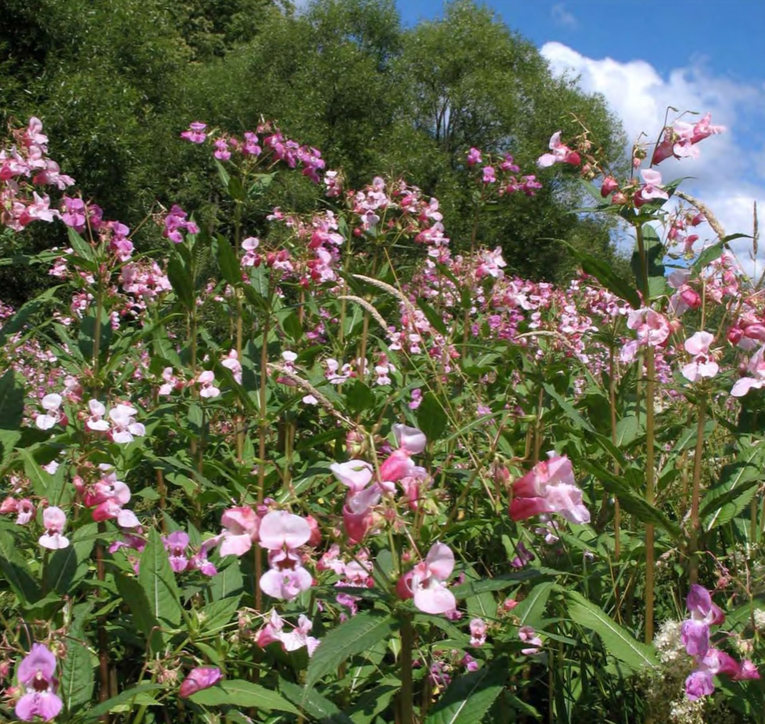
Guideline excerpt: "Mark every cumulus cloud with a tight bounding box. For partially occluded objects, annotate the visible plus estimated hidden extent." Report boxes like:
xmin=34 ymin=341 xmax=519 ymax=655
xmin=540 ymin=41 xmax=765 ymax=279
xmin=551 ymin=4 xmax=578 ymax=30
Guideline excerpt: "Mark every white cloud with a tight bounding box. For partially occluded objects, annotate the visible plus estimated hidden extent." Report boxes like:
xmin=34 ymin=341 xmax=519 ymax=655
xmin=551 ymin=4 xmax=577 ymax=29
xmin=540 ymin=41 xmax=765 ymax=279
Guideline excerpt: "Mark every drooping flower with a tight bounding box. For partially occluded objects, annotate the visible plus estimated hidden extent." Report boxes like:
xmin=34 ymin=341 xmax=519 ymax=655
xmin=256 ymin=610 xmax=320 ymax=656
xmin=681 ymin=331 xmax=719 ymax=382
xmin=178 ymin=666 xmax=222 ymax=698
xmin=634 ymin=169 xmax=668 ymax=207
xmin=14 ymin=644 xmax=63 ymax=722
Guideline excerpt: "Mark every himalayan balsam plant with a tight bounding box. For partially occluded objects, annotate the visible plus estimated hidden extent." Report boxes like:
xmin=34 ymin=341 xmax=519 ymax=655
xmin=0 ymin=107 xmax=763 ymax=724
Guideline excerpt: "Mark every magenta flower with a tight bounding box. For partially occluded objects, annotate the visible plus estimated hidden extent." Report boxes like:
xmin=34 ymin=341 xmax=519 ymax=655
xmin=466 ymin=147 xmax=482 ymax=165
xmin=652 ymin=112 xmax=725 ymax=165
xmin=509 ymin=453 xmax=590 ymax=525
xmin=537 ymin=131 xmax=580 ymax=168
xmin=178 ymin=666 xmax=222 ymax=698
xmin=15 ymin=644 xmax=63 ymax=722
xmin=179 ymin=122 xmax=208 ymax=144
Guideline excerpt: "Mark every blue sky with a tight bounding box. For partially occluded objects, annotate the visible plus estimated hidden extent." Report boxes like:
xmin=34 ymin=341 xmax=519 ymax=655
xmin=395 ymin=0 xmax=765 ymax=277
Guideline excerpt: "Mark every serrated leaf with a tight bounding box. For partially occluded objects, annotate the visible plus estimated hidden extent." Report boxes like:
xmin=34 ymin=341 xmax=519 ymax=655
xmin=306 ymin=611 xmax=397 ymax=689
xmin=566 ymin=590 xmax=657 ymax=670
xmin=425 ymin=659 xmax=507 ymax=724
xmin=61 ymin=603 xmax=95 ymax=711
xmin=190 ymin=680 xmax=298 ymax=713
xmin=167 ymin=255 xmax=194 ymax=310
xmin=702 ymin=450 xmax=763 ymax=530
xmin=197 ymin=594 xmax=242 ymax=633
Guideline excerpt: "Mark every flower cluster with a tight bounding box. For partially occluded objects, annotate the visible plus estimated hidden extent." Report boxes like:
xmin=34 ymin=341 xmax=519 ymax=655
xmin=680 ymin=585 xmax=759 ymax=700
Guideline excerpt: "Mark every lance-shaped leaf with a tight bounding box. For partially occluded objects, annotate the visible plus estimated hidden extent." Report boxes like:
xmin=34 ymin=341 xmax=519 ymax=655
xmin=566 ymin=590 xmax=657 ymax=670
xmin=138 ymin=529 xmax=183 ymax=630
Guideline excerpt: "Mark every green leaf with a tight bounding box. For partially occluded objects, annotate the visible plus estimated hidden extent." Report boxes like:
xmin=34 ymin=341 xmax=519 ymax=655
xmin=0 ymin=286 xmax=60 ymax=345
xmin=197 ymin=594 xmax=242 ymax=633
xmin=167 ymin=255 xmax=194 ymax=310
xmin=0 ymin=370 xmax=24 ymax=431
xmin=115 ymin=573 xmax=160 ymax=644
xmin=0 ymin=524 xmax=41 ymax=603
xmin=67 ymin=227 xmax=94 ymax=261
xmin=343 ymin=380 xmax=375 ymax=416
xmin=215 ymin=235 xmax=241 ymax=287
xmin=514 ymin=582 xmax=553 ymax=627
xmin=691 ymin=233 xmax=750 ymax=274
xmin=44 ymin=522 xmax=98 ymax=594
xmin=702 ymin=451 xmax=763 ymax=530
xmin=557 ymin=240 xmax=640 ymax=309
xmin=305 ymin=611 xmax=397 ymax=689
xmin=190 ymin=680 xmax=298 ymax=713
xmin=138 ymin=528 xmax=183 ymax=630
xmin=425 ymin=659 xmax=507 ymax=724
xmin=416 ymin=298 xmax=448 ymax=335
xmin=81 ymin=684 xmax=164 ymax=721
xmin=632 ymin=224 xmax=666 ymax=300
xmin=208 ymin=558 xmax=244 ymax=601
xmin=61 ymin=603 xmax=96 ymax=711
xmin=214 ymin=158 xmax=231 ymax=189
xmin=582 ymin=460 xmax=681 ymax=538
xmin=566 ymin=590 xmax=657 ymax=670
xmin=416 ymin=391 xmax=448 ymax=441
xmin=279 ymin=680 xmax=353 ymax=723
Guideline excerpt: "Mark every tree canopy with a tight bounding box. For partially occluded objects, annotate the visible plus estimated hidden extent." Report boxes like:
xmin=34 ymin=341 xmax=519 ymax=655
xmin=1 ymin=0 xmax=628 ymax=295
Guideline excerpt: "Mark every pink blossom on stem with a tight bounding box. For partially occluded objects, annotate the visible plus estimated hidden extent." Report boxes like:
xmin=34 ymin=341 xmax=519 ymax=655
xmin=38 ymin=506 xmax=69 ymax=550
xmin=509 ymin=453 xmax=590 ymax=524
xmin=537 ymin=131 xmax=580 ymax=168
xmin=398 ymin=542 xmax=457 ymax=615
xmin=178 ymin=666 xmax=222 ymax=698
xmin=14 ymin=644 xmax=63 ymax=722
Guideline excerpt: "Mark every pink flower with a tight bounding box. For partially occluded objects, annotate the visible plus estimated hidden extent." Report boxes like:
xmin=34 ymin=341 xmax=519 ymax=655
xmin=197 ymin=370 xmax=220 ymax=399
xmin=35 ymin=393 xmax=64 ymax=430
xmin=731 ymin=346 xmax=765 ymax=397
xmin=634 ymin=169 xmax=668 ymax=207
xmin=38 ymin=506 xmax=69 ymax=550
xmin=509 ymin=453 xmax=590 ymax=525
xmin=258 ymin=511 xmax=313 ymax=601
xmin=218 ymin=506 xmax=260 ymax=557
xmin=482 ymin=166 xmax=496 ymax=184
xmin=466 ymin=147 xmax=482 ymax=166
xmin=180 ymin=122 xmax=207 ymax=144
xmin=518 ymin=625 xmax=542 ymax=655
xmin=15 ymin=644 xmax=63 ymax=722
xmin=652 ymin=112 xmax=725 ymax=165
xmin=178 ymin=666 xmax=222 ymax=698
xmin=681 ymin=331 xmax=719 ymax=382
xmin=469 ymin=618 xmax=487 ymax=647
xmin=537 ymin=132 xmax=580 ymax=168
xmin=398 ymin=542 xmax=456 ymax=615
xmin=256 ymin=610 xmax=320 ymax=656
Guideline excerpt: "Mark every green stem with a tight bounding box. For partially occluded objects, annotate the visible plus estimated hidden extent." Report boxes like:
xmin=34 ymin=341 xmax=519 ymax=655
xmin=635 ymin=222 xmax=656 ymax=644
xmin=688 ymin=394 xmax=706 ymax=584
